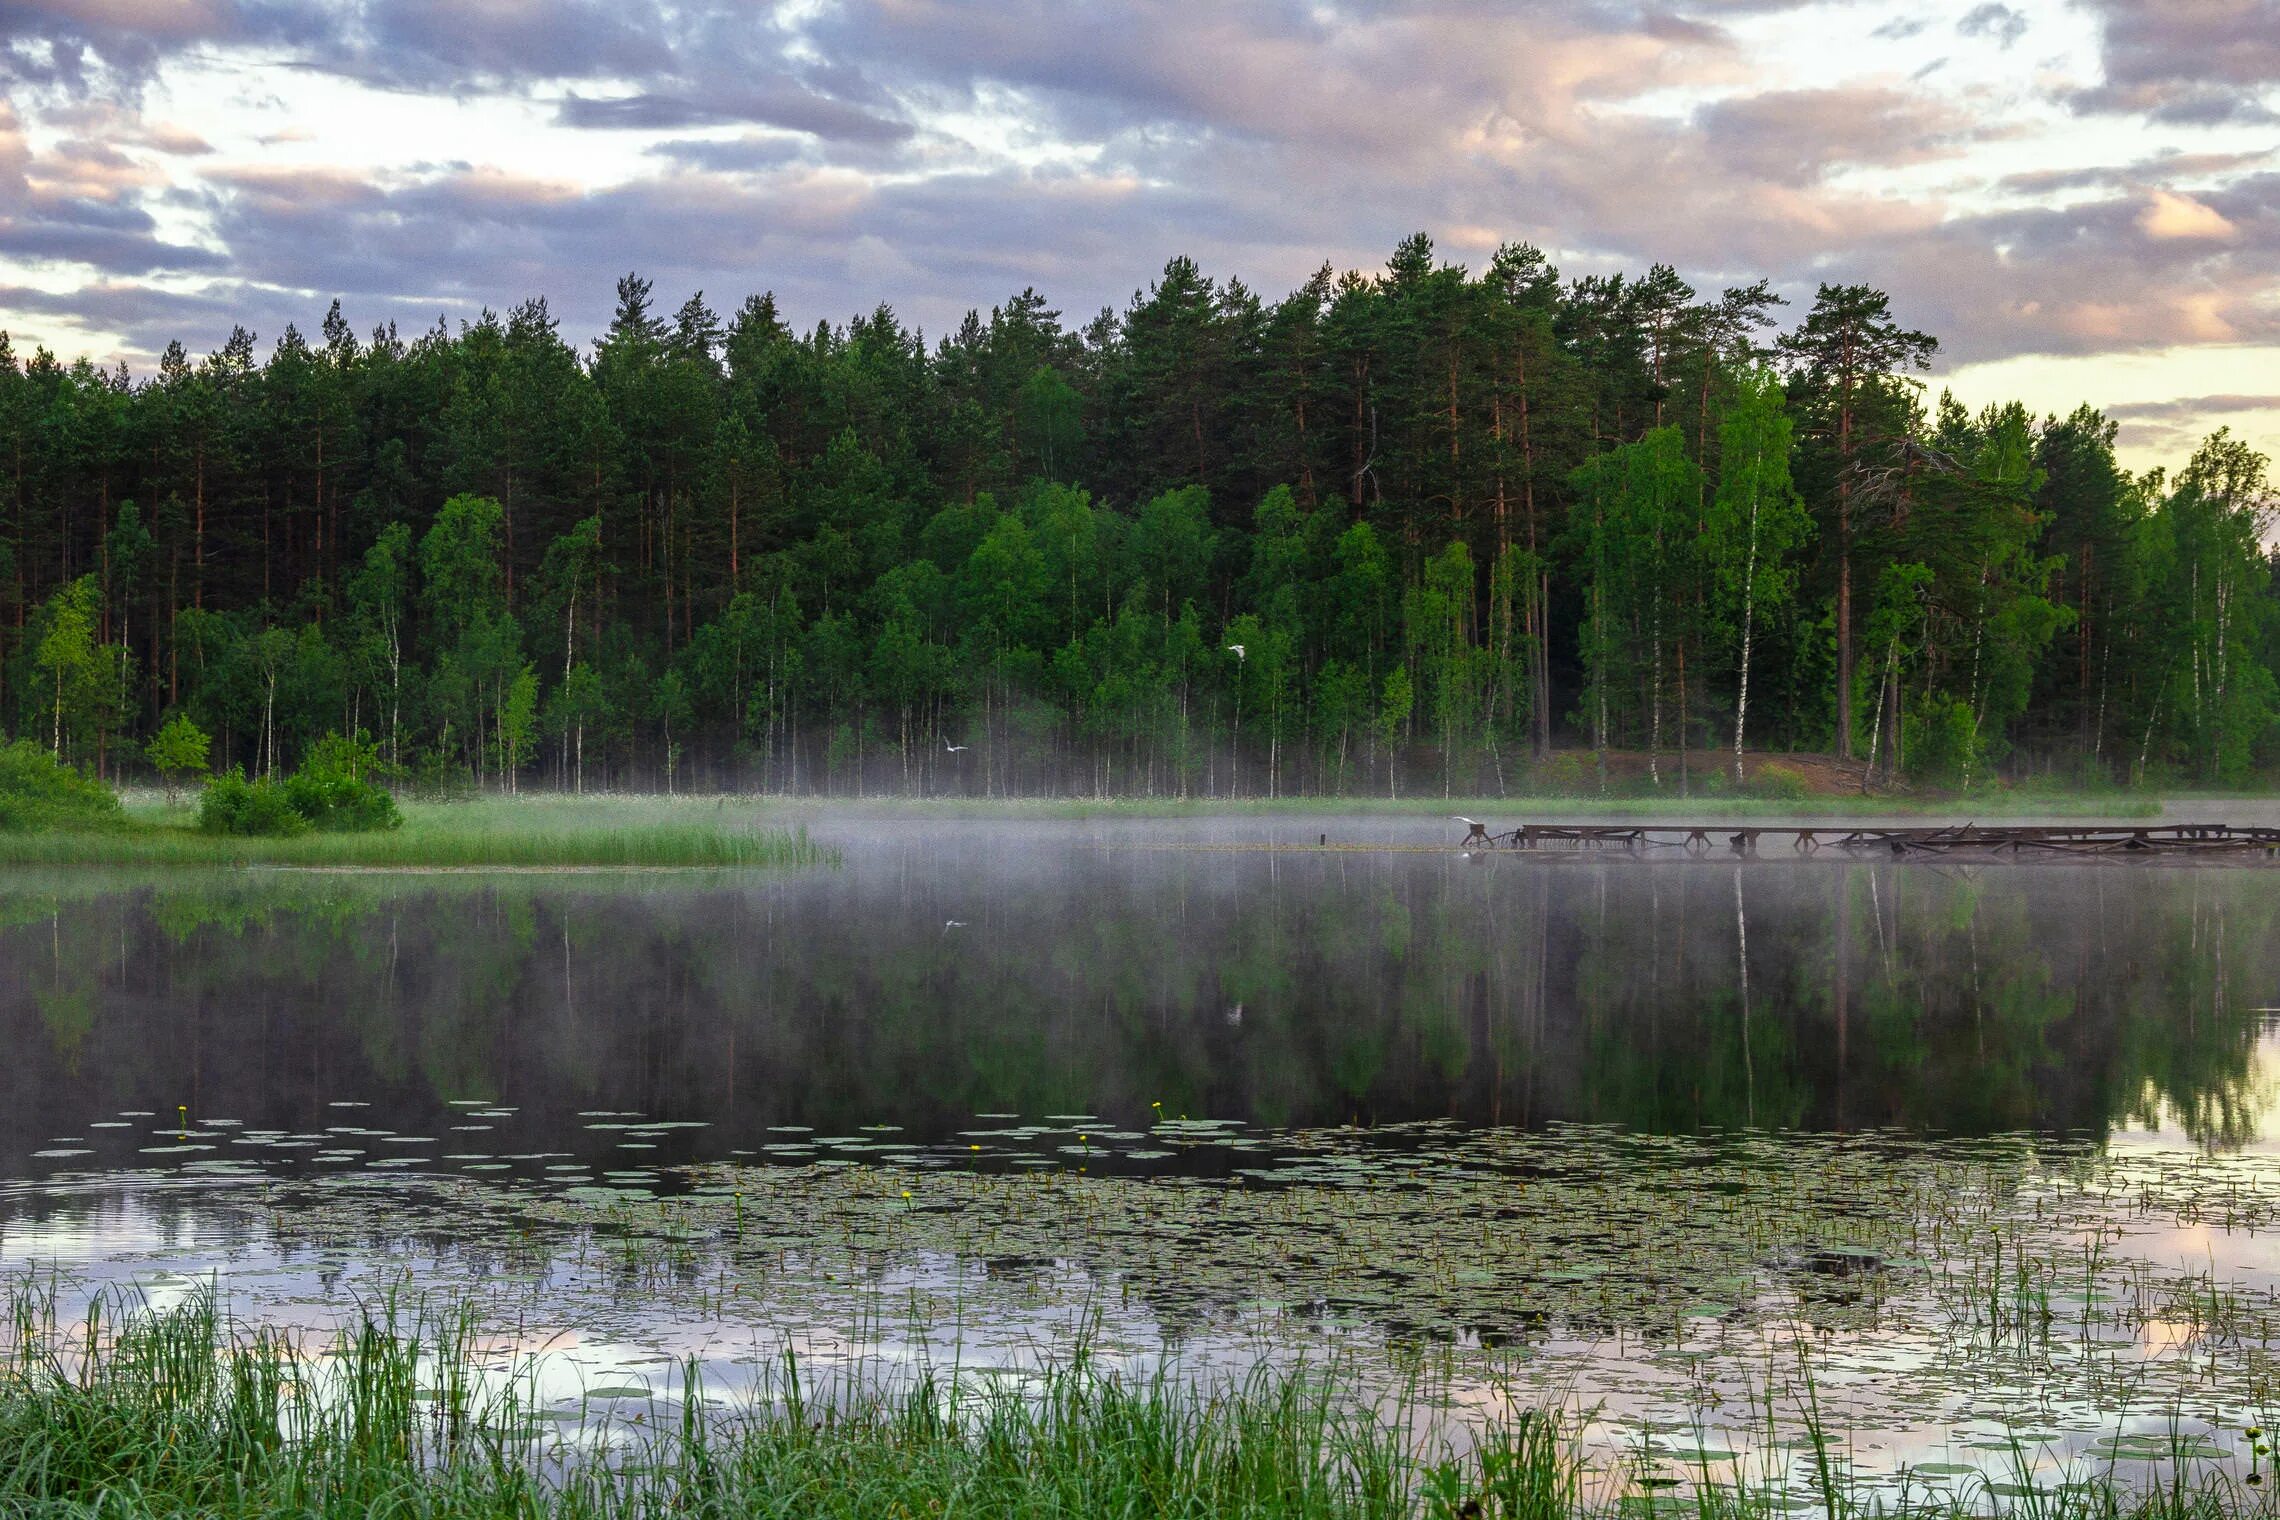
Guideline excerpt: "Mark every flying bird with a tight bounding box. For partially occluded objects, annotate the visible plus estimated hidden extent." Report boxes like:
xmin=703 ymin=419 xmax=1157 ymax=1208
xmin=945 ymin=742 xmax=968 ymax=753
xmin=942 ymin=919 xmax=968 ymax=935
xmin=1226 ymin=644 xmax=1245 ymax=659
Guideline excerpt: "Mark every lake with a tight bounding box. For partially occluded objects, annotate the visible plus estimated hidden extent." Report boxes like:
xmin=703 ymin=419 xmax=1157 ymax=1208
xmin=6 ymin=812 xmax=2280 ymax=1491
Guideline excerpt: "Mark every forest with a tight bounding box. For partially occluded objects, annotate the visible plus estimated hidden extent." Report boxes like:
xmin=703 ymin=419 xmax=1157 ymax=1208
xmin=1 ymin=233 xmax=2275 ymax=797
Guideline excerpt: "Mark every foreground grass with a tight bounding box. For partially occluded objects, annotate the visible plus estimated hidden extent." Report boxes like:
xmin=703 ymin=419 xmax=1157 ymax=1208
xmin=0 ymin=1284 xmax=2262 ymax=1520
xmin=0 ymin=795 xmax=832 ymax=869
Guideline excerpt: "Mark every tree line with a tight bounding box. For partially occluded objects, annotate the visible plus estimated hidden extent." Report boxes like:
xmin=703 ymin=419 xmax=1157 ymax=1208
xmin=2 ymin=233 xmax=2275 ymax=796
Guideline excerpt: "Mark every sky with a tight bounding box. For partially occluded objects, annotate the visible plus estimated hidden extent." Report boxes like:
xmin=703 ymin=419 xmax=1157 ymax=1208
xmin=1 ymin=0 xmax=2276 ymax=476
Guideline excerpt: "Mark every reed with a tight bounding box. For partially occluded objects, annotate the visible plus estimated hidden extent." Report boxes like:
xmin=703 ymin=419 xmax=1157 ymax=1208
xmin=0 ymin=1280 xmax=2261 ymax=1520
xmin=0 ymin=796 xmax=832 ymax=869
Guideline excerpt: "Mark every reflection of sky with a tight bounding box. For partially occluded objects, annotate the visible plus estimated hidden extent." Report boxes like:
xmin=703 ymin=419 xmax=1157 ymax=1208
xmin=2118 ymin=1021 xmax=2280 ymax=1153
xmin=5 ymin=1128 xmax=2276 ymax=1496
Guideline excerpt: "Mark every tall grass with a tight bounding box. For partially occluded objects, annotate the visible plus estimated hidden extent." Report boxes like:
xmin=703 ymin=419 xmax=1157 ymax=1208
xmin=0 ymin=796 xmax=832 ymax=869
xmin=0 ymin=1280 xmax=2263 ymax=1520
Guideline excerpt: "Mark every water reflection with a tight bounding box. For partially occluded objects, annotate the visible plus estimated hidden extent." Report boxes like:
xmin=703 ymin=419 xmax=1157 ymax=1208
xmin=5 ymin=839 xmax=2280 ymax=1173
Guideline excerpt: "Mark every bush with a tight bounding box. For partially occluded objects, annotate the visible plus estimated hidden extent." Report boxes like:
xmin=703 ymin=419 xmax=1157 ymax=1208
xmin=1527 ymin=752 xmax=1592 ymax=797
xmin=198 ymin=734 xmax=403 ymax=836
xmin=290 ymin=732 xmax=402 ymax=832
xmin=197 ymin=770 xmax=309 ymax=836
xmin=282 ymin=769 xmax=401 ymax=832
xmin=1745 ymin=761 xmax=1812 ymax=800
xmin=0 ymin=741 xmax=125 ymax=831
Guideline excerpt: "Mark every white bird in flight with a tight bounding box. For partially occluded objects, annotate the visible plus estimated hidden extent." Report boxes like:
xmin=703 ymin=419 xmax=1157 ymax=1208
xmin=945 ymin=742 xmax=968 ymax=753
xmin=1453 ymin=816 xmax=1486 ymax=829
xmin=1226 ymin=643 xmax=1246 ymax=660
xmin=943 ymin=919 xmax=968 ymax=935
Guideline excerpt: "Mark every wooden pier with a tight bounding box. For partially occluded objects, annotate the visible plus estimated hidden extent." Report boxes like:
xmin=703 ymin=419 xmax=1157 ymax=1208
xmin=1465 ymin=821 xmax=2280 ymax=860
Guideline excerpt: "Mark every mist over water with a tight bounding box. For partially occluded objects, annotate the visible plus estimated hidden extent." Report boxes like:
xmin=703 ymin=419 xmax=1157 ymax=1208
xmin=2 ymin=816 xmax=2278 ymax=1175
xmin=11 ymin=815 xmax=2280 ymax=1484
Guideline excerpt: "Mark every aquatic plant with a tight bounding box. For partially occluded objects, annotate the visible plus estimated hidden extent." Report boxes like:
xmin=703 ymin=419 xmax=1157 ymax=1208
xmin=0 ymin=1276 xmax=2268 ymax=1520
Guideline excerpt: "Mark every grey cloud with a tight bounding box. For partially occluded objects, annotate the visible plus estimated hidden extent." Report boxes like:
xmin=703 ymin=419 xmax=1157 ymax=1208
xmin=0 ymin=278 xmax=459 ymax=371
xmin=2071 ymin=0 xmax=2280 ymax=123
xmin=5 ymin=0 xmax=2279 ymax=388
xmin=1872 ymin=17 xmax=1925 ymax=39
xmin=1957 ymin=4 xmax=2026 ymax=48
xmin=646 ymin=135 xmax=810 ymax=174
xmin=341 ymin=0 xmax=673 ymax=88
xmin=4 ymin=0 xmax=914 ymax=153
xmin=557 ymin=95 xmax=757 ymax=130
xmin=802 ymin=0 xmax=1761 ymax=169
xmin=0 ymin=97 xmax=226 ymax=275
xmin=556 ymin=88 xmax=910 ymax=144
xmin=2106 ymin=394 xmax=2280 ymax=420
xmin=2001 ymin=150 xmax=2275 ymax=196
xmin=0 ymin=219 xmax=226 ymax=273
xmin=1693 ymin=87 xmax=1981 ymax=186
xmin=1833 ymin=187 xmax=2280 ymax=364
xmin=0 ymin=0 xmax=336 ymax=97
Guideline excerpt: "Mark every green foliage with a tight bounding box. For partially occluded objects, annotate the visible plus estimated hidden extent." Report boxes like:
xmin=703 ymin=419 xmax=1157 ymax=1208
xmin=145 ymin=713 xmax=211 ymax=797
xmin=201 ymin=734 xmax=401 ymax=835
xmin=1745 ymin=761 xmax=1811 ymax=800
xmin=282 ymin=774 xmax=400 ymax=834
xmin=0 ymin=740 xmax=124 ymax=832
xmin=0 ymin=246 xmax=2271 ymax=793
xmin=1906 ymin=693 xmax=1982 ymax=789
xmin=27 ymin=577 xmax=127 ymax=764
xmin=197 ymin=770 xmax=309 ymax=836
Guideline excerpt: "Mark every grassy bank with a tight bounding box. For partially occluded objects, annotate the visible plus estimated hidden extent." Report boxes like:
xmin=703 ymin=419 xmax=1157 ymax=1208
xmin=0 ymin=795 xmax=832 ymax=870
xmin=0 ymin=1282 xmax=2261 ymax=1520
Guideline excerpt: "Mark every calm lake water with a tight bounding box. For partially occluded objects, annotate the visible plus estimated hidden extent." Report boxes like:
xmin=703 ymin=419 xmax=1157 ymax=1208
xmin=8 ymin=812 xmax=2280 ymax=1488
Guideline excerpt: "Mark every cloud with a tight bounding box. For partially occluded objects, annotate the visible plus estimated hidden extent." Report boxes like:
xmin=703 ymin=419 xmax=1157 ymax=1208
xmin=2139 ymin=189 xmax=2237 ymax=240
xmin=2104 ymin=392 xmax=2280 ymax=453
xmin=2070 ymin=0 xmax=2280 ymax=123
xmin=1692 ymin=87 xmax=1984 ymax=187
xmin=0 ymin=0 xmax=2275 ymax=421
xmin=0 ymin=98 xmax=224 ymax=274
xmin=2000 ymin=150 xmax=2275 ymax=196
xmin=554 ymin=87 xmax=910 ymax=144
xmin=646 ymin=134 xmax=809 ymax=174
xmin=1957 ymin=3 xmax=2026 ymax=48
xmin=2106 ymin=393 xmax=2280 ymax=420
xmin=1840 ymin=177 xmax=2280 ymax=363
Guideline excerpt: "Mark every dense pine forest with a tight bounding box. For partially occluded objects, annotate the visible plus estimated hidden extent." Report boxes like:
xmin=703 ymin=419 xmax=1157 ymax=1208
xmin=2 ymin=234 xmax=2275 ymax=796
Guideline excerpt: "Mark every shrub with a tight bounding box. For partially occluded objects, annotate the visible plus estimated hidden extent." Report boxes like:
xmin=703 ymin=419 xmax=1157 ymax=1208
xmin=282 ymin=769 xmax=401 ymax=832
xmin=1746 ymin=761 xmax=1811 ymax=800
xmin=197 ymin=770 xmax=309 ymax=836
xmin=290 ymin=732 xmax=401 ymax=831
xmin=1528 ymin=752 xmax=1592 ymax=797
xmin=0 ymin=741 xmax=125 ymax=831
xmin=199 ymin=733 xmax=403 ymax=836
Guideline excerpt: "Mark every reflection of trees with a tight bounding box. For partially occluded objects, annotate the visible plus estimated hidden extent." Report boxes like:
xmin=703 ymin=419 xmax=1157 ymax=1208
xmin=2 ymin=856 xmax=2277 ymax=1156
